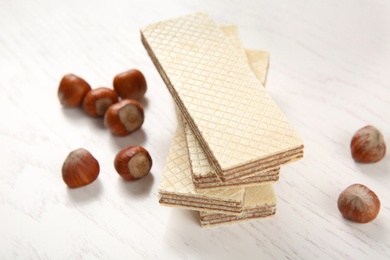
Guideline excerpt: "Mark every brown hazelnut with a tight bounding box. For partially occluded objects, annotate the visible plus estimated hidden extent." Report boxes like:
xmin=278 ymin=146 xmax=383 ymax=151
xmin=104 ymin=99 xmax=144 ymax=136
xmin=113 ymin=69 xmax=147 ymax=100
xmin=58 ymin=74 xmax=91 ymax=107
xmin=62 ymin=148 xmax=100 ymax=188
xmin=337 ymin=184 xmax=380 ymax=223
xmin=82 ymin=87 xmax=119 ymax=117
xmin=350 ymin=125 xmax=386 ymax=163
xmin=114 ymin=145 xmax=152 ymax=180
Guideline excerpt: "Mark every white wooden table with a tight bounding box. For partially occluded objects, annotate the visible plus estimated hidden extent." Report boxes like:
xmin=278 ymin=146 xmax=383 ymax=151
xmin=1 ymin=0 xmax=389 ymax=259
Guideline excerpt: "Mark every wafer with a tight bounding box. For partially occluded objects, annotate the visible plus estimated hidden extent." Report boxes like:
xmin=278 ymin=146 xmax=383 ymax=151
xmin=246 ymin=49 xmax=269 ymax=86
xmin=219 ymin=25 xmax=248 ymax=63
xmin=199 ymin=185 xmax=276 ymax=227
xmin=158 ymin=24 xmax=274 ymax=213
xmin=219 ymin=25 xmax=269 ymax=86
xmin=185 ymin=122 xmax=280 ymax=190
xmin=187 ymin=25 xmax=277 ymax=190
xmin=141 ymin=13 xmax=304 ymax=182
xmin=158 ymin=115 xmax=245 ymax=215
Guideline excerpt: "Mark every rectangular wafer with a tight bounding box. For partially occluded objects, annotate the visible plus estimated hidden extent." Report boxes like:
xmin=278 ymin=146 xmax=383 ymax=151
xmin=158 ymin=115 xmax=245 ymax=215
xmin=185 ymin=122 xmax=281 ymax=189
xmin=159 ymin=24 xmax=274 ymax=212
xmin=141 ymin=13 xmax=304 ymax=182
xmin=187 ymin=25 xmax=277 ymax=190
xmin=199 ymin=185 xmax=276 ymax=227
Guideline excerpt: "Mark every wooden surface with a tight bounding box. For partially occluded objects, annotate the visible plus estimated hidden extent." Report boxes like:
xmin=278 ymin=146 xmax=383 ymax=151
xmin=1 ymin=0 xmax=390 ymax=259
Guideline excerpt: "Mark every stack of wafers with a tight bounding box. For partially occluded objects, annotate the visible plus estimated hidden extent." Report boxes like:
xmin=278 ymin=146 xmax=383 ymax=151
xmin=141 ymin=13 xmax=304 ymax=227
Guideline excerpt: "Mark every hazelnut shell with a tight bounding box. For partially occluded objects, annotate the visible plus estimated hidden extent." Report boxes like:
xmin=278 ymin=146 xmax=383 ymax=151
xmin=337 ymin=183 xmax=380 ymax=223
xmin=114 ymin=145 xmax=152 ymax=181
xmin=62 ymin=148 xmax=100 ymax=188
xmin=113 ymin=69 xmax=147 ymax=100
xmin=350 ymin=125 xmax=386 ymax=163
xmin=58 ymin=74 xmax=91 ymax=107
xmin=104 ymin=99 xmax=144 ymax=136
xmin=83 ymin=87 xmax=119 ymax=117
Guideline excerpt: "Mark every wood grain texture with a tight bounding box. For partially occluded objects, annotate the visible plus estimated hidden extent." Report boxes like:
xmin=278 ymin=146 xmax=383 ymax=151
xmin=0 ymin=0 xmax=389 ymax=259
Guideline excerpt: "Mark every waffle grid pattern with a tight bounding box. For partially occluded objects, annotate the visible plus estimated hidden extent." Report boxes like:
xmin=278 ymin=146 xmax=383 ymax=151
xmin=142 ymin=13 xmax=303 ymax=171
xmin=159 ymin=117 xmax=245 ymax=204
xmin=199 ymin=185 xmax=276 ymax=218
xmin=199 ymin=186 xmax=277 ymax=226
xmin=245 ymin=49 xmax=270 ymax=86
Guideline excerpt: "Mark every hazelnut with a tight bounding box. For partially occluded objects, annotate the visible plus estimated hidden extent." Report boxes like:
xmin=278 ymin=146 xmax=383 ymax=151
xmin=113 ymin=69 xmax=147 ymax=100
xmin=350 ymin=125 xmax=386 ymax=163
xmin=337 ymin=184 xmax=380 ymax=223
xmin=62 ymin=148 xmax=100 ymax=188
xmin=58 ymin=74 xmax=91 ymax=107
xmin=104 ymin=99 xmax=144 ymax=136
xmin=83 ymin=87 xmax=119 ymax=117
xmin=114 ymin=145 xmax=152 ymax=180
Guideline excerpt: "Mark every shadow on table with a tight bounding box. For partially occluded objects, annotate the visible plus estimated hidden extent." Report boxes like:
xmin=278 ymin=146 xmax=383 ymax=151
xmin=109 ymin=129 xmax=148 ymax=149
xmin=117 ymin=172 xmax=154 ymax=198
xmin=161 ymin=207 xmax=247 ymax=259
xmin=61 ymin=106 xmax=106 ymax=130
xmin=139 ymin=96 xmax=149 ymax=109
xmin=66 ymin=178 xmax=103 ymax=204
